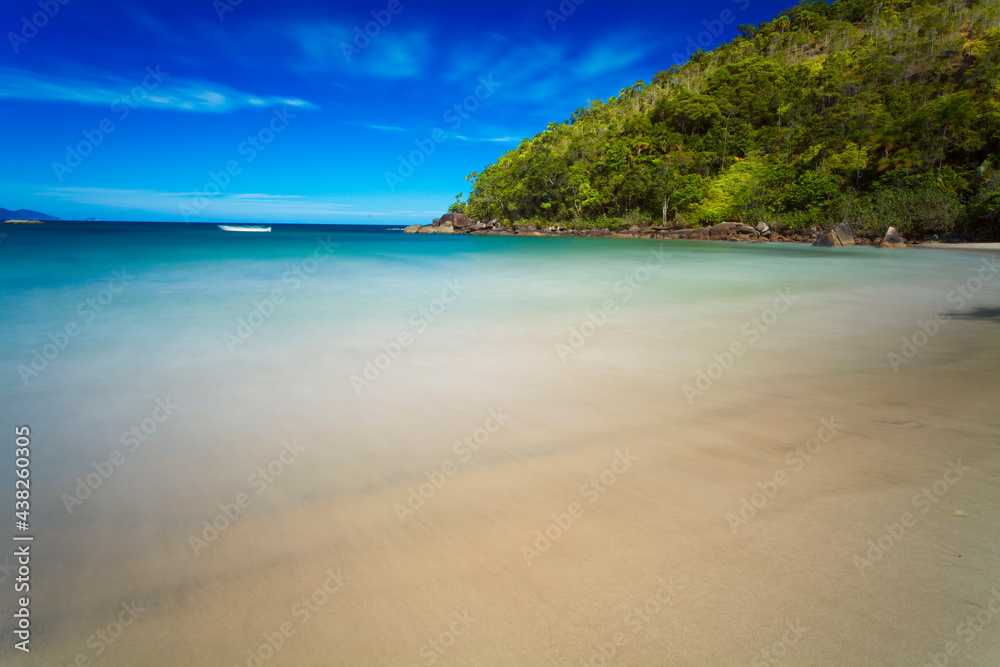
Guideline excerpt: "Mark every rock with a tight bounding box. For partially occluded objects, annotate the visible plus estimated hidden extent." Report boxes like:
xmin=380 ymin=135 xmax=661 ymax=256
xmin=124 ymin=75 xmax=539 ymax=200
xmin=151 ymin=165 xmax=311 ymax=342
xmin=431 ymin=218 xmax=442 ymax=227
xmin=833 ymin=222 xmax=855 ymax=246
xmin=404 ymin=224 xmax=422 ymax=233
xmin=703 ymin=222 xmax=759 ymax=239
xmin=880 ymin=226 xmax=906 ymax=249
xmin=416 ymin=225 xmax=436 ymax=234
xmin=812 ymin=223 xmax=855 ymax=247
xmin=669 ymin=227 xmax=710 ymax=239
xmin=436 ymin=223 xmax=454 ymax=234
xmin=756 ymin=222 xmax=769 ymax=233
xmin=440 ymin=212 xmax=472 ymax=228
xmin=708 ymin=222 xmax=740 ymax=237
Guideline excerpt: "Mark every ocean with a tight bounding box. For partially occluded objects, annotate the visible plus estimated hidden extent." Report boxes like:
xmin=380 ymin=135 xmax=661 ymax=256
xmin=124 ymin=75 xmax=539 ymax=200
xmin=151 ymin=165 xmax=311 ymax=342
xmin=1 ymin=221 xmax=998 ymax=665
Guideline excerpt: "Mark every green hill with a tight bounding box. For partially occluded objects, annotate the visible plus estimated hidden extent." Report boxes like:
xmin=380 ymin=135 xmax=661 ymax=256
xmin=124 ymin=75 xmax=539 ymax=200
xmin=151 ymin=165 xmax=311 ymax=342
xmin=457 ymin=0 xmax=1000 ymax=239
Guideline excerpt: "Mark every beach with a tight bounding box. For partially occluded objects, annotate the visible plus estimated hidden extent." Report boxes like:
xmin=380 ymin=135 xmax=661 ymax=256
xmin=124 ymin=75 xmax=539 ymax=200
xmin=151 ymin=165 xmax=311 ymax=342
xmin=1 ymin=225 xmax=998 ymax=665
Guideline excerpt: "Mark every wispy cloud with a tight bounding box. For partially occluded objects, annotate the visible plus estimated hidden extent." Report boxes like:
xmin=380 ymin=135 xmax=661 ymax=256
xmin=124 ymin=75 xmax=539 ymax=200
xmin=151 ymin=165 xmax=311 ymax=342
xmin=0 ymin=67 xmax=313 ymax=113
xmin=571 ymin=39 xmax=651 ymax=79
xmin=362 ymin=123 xmax=408 ymax=132
xmin=36 ymin=186 xmax=437 ymax=222
xmin=453 ymin=135 xmax=521 ymax=143
xmin=289 ymin=22 xmax=431 ymax=79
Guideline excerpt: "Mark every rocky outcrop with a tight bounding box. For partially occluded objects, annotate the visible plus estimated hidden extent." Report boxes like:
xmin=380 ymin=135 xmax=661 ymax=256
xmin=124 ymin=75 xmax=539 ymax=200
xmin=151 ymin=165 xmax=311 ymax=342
xmin=440 ymin=212 xmax=472 ymax=228
xmin=812 ymin=223 xmax=855 ymax=247
xmin=405 ymin=214 xmax=826 ymax=243
xmin=880 ymin=226 xmax=906 ymax=249
xmin=405 ymin=216 xmax=487 ymax=234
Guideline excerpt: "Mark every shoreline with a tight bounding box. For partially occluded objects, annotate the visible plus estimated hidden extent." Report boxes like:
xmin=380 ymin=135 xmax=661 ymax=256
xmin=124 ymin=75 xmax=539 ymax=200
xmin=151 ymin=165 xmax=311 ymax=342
xmin=406 ymin=217 xmax=999 ymax=249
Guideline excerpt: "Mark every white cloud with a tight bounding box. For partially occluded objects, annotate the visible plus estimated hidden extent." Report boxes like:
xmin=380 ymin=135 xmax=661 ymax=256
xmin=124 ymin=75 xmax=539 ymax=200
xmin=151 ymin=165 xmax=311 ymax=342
xmin=0 ymin=67 xmax=314 ymax=113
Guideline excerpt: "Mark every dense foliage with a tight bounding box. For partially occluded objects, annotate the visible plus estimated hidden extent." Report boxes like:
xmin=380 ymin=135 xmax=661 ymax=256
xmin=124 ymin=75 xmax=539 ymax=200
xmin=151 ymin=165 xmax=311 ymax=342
xmin=458 ymin=0 xmax=1000 ymax=237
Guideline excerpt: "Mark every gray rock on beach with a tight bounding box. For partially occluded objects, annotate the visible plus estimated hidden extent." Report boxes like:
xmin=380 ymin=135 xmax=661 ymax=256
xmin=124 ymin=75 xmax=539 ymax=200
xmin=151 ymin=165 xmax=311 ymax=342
xmin=880 ymin=226 xmax=906 ymax=249
xmin=812 ymin=222 xmax=855 ymax=247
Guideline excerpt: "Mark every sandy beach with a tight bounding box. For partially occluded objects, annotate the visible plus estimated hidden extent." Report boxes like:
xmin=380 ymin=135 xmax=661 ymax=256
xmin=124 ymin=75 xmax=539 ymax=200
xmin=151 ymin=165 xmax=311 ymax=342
xmin=3 ymin=234 xmax=994 ymax=666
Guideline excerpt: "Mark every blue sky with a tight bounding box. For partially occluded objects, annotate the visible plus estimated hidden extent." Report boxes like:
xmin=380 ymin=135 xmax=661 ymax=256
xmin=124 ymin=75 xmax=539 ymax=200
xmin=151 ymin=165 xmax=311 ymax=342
xmin=0 ymin=0 xmax=792 ymax=224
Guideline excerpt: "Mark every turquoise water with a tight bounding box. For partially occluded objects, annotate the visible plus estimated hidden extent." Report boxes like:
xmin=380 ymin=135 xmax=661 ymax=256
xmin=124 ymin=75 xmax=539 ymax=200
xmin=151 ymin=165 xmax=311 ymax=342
xmin=1 ymin=222 xmax=998 ymax=665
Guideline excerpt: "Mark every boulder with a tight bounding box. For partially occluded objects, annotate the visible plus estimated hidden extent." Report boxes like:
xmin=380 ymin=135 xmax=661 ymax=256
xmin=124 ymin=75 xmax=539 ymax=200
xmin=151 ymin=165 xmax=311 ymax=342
xmin=704 ymin=222 xmax=759 ymax=238
xmin=435 ymin=223 xmax=454 ymax=234
xmin=670 ymin=227 xmax=710 ymax=239
xmin=416 ymin=225 xmax=436 ymax=234
xmin=431 ymin=218 xmax=442 ymax=227
xmin=812 ymin=223 xmax=855 ymax=247
xmin=880 ymin=226 xmax=906 ymax=249
xmin=708 ymin=222 xmax=741 ymax=237
xmin=833 ymin=222 xmax=855 ymax=246
xmin=756 ymin=222 xmax=769 ymax=233
xmin=404 ymin=224 xmax=422 ymax=234
xmin=440 ymin=212 xmax=472 ymax=228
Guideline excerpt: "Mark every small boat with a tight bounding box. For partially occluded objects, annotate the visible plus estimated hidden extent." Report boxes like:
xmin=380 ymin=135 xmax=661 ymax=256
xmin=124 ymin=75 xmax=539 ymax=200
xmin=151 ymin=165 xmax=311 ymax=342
xmin=218 ymin=224 xmax=271 ymax=232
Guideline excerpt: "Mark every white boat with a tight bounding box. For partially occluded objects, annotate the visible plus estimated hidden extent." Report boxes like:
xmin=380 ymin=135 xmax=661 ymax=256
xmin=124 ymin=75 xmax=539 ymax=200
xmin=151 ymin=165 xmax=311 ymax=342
xmin=218 ymin=224 xmax=271 ymax=232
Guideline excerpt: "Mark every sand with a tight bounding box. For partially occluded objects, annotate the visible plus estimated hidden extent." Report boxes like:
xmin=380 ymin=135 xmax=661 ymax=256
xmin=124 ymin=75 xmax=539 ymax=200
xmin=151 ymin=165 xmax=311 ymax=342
xmin=23 ymin=321 xmax=999 ymax=666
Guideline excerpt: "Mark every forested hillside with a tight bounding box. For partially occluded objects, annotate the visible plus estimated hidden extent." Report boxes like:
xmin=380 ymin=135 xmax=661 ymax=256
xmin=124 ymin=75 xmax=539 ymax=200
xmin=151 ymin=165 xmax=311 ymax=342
xmin=457 ymin=0 xmax=1000 ymax=237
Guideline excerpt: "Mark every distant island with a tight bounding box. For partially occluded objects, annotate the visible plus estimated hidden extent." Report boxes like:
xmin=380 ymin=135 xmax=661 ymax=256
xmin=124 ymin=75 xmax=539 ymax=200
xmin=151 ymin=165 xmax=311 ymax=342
xmin=450 ymin=0 xmax=1000 ymax=242
xmin=1 ymin=207 xmax=59 ymax=221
